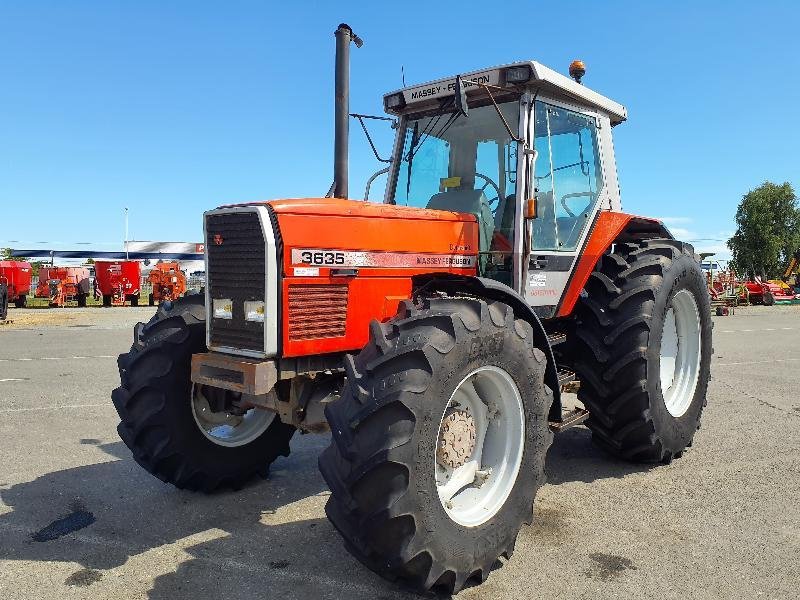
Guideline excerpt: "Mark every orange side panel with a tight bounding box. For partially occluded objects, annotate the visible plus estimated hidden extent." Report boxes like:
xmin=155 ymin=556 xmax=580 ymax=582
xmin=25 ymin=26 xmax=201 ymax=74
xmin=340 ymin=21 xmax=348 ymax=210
xmin=557 ymin=212 xmax=634 ymax=317
xmin=281 ymin=276 xmax=412 ymax=357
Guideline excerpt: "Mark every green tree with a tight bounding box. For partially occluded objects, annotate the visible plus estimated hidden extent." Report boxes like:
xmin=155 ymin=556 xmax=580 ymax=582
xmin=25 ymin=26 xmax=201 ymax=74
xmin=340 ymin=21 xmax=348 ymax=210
xmin=1 ymin=248 xmax=29 ymax=262
xmin=29 ymin=261 xmax=44 ymax=278
xmin=728 ymin=182 xmax=800 ymax=278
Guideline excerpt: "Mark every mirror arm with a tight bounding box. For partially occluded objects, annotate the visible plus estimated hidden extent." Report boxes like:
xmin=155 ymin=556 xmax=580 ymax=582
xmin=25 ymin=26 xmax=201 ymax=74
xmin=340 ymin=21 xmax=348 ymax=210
xmin=351 ymin=113 xmax=393 ymax=163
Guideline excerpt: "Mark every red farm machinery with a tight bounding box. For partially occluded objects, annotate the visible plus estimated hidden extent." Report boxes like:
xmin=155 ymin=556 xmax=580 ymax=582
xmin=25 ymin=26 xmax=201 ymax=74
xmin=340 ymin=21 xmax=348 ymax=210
xmin=0 ymin=260 xmax=33 ymax=319
xmin=740 ymin=277 xmax=795 ymax=305
xmin=111 ymin=25 xmax=713 ymax=595
xmin=147 ymin=262 xmax=187 ymax=305
xmin=95 ymin=260 xmax=141 ymax=306
xmin=35 ymin=266 xmax=91 ymax=307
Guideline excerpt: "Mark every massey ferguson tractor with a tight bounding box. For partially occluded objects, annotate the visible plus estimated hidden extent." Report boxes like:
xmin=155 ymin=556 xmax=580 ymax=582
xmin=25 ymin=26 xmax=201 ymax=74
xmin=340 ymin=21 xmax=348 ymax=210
xmin=112 ymin=25 xmax=712 ymax=595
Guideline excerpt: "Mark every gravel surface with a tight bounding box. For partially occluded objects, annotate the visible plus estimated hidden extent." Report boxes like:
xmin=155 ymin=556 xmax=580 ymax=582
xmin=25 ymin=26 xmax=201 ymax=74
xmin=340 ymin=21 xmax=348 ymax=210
xmin=0 ymin=305 xmax=798 ymax=599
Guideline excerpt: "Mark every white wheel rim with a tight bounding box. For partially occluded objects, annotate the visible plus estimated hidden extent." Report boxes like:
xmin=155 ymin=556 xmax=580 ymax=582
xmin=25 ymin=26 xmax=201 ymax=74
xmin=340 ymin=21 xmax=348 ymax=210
xmin=659 ymin=289 xmax=702 ymax=417
xmin=191 ymin=385 xmax=275 ymax=447
xmin=434 ymin=366 xmax=525 ymax=527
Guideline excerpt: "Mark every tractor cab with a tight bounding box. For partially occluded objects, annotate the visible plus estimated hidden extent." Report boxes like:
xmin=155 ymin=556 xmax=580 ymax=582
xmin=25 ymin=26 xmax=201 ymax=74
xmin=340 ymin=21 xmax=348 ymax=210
xmin=383 ymin=62 xmax=626 ymax=313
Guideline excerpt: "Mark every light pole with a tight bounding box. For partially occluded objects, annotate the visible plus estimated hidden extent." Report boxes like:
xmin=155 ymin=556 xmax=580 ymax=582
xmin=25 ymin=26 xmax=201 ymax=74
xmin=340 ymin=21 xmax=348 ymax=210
xmin=124 ymin=207 xmax=129 ymax=260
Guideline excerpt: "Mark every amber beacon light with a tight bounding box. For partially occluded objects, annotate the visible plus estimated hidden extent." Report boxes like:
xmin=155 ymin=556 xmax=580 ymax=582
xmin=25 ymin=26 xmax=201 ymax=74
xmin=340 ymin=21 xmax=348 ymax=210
xmin=569 ymin=59 xmax=586 ymax=83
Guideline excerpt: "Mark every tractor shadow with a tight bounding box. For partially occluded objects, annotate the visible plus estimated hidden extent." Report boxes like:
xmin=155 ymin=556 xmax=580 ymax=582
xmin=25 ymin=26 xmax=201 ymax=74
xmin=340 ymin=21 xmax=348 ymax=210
xmin=0 ymin=426 xmax=649 ymax=599
xmin=0 ymin=436 xmax=410 ymax=599
xmin=545 ymin=425 xmax=652 ymax=485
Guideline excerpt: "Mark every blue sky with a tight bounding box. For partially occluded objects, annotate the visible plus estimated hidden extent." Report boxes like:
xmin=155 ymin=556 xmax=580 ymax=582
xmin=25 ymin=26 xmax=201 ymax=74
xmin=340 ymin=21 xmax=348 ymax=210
xmin=1 ymin=1 xmax=798 ymax=260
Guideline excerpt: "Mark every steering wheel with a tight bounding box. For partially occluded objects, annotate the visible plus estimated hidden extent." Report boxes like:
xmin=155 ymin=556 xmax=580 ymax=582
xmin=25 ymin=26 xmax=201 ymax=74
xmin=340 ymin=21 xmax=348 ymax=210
xmin=475 ymin=172 xmax=502 ymax=211
xmin=560 ymin=191 xmax=595 ymax=218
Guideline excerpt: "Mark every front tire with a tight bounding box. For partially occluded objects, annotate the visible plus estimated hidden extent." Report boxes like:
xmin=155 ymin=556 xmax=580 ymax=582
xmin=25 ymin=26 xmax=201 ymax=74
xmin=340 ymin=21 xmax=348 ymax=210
xmin=319 ymin=297 xmax=553 ymax=594
xmin=112 ymin=294 xmax=295 ymax=491
xmin=573 ymin=239 xmax=712 ymax=462
xmin=14 ymin=295 xmax=27 ymax=308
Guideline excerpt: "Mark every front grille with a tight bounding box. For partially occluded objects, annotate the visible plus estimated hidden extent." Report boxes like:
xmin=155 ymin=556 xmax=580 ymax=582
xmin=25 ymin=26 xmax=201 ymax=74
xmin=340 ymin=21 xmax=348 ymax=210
xmin=288 ymin=284 xmax=348 ymax=341
xmin=206 ymin=211 xmax=265 ymax=352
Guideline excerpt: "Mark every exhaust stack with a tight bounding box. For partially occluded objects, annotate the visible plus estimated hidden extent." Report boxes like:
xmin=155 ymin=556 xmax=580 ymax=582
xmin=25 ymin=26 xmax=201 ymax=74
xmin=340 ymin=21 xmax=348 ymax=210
xmin=332 ymin=23 xmax=362 ymax=199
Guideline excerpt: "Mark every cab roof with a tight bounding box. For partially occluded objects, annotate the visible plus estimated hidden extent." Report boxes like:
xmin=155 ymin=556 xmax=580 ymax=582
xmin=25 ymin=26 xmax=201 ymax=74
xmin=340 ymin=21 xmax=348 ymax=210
xmin=383 ymin=60 xmax=627 ymax=125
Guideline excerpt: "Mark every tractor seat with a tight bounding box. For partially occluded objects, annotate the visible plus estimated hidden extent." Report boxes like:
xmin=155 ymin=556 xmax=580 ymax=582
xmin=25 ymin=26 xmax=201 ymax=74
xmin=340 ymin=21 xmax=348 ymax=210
xmin=530 ymin=190 xmax=557 ymax=249
xmin=427 ymin=189 xmax=494 ymax=254
xmin=493 ymin=193 xmax=516 ymax=242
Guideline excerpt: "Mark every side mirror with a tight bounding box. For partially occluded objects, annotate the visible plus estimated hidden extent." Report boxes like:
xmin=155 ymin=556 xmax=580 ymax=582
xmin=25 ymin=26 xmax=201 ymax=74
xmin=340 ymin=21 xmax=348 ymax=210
xmin=454 ymin=75 xmax=469 ymax=118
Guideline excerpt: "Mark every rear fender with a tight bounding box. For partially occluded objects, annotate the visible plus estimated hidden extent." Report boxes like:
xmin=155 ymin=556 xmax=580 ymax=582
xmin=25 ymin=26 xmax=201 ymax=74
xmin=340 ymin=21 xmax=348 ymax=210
xmin=557 ymin=213 xmax=672 ymax=318
xmin=412 ymin=274 xmax=562 ymax=419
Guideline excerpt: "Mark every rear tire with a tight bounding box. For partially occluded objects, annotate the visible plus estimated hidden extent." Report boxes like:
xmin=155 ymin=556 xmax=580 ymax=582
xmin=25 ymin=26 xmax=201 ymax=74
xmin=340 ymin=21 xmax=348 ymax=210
xmin=763 ymin=290 xmax=775 ymax=306
xmin=102 ymin=294 xmax=112 ymax=307
xmin=319 ymin=297 xmax=553 ymax=594
xmin=149 ymin=293 xmax=155 ymax=306
xmin=572 ymin=239 xmax=712 ymax=462
xmin=112 ymin=294 xmax=295 ymax=491
xmin=130 ymin=294 xmax=139 ymax=307
xmin=14 ymin=295 xmax=27 ymax=308
xmin=77 ymin=293 xmax=86 ymax=307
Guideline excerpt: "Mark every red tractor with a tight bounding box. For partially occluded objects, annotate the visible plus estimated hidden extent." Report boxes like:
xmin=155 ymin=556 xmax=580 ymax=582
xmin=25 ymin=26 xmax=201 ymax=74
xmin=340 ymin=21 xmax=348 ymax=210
xmin=34 ymin=266 xmax=91 ymax=307
xmin=112 ymin=26 xmax=712 ymax=595
xmin=94 ymin=260 xmax=141 ymax=306
xmin=146 ymin=262 xmax=187 ymax=305
xmin=0 ymin=260 xmax=33 ymax=319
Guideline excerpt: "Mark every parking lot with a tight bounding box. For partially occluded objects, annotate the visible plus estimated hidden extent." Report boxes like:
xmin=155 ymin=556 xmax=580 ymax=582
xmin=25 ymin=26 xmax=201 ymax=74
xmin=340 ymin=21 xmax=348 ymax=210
xmin=0 ymin=306 xmax=798 ymax=599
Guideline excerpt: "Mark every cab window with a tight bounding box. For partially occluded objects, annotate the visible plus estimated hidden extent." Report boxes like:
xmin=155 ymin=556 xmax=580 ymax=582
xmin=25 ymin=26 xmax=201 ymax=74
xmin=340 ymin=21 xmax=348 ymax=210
xmin=530 ymin=101 xmax=603 ymax=251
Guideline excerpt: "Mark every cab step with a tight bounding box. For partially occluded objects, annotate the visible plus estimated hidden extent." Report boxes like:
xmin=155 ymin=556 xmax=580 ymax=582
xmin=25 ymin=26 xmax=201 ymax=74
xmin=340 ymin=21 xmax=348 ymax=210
xmin=549 ymin=407 xmax=590 ymax=432
xmin=557 ymin=367 xmax=576 ymax=385
xmin=547 ymin=331 xmax=567 ymax=346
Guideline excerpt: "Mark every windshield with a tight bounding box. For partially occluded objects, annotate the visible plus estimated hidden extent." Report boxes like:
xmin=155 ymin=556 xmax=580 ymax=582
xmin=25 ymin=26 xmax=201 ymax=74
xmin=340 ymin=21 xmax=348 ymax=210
xmin=392 ymin=101 xmax=520 ymax=207
xmin=389 ymin=100 xmax=521 ymax=259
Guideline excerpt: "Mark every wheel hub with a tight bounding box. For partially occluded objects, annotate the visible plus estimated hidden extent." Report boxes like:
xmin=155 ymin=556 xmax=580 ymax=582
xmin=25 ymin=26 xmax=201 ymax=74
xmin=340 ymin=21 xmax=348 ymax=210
xmin=434 ymin=366 xmax=526 ymax=528
xmin=659 ymin=289 xmax=702 ymax=418
xmin=190 ymin=384 xmax=275 ymax=448
xmin=437 ymin=409 xmax=476 ymax=469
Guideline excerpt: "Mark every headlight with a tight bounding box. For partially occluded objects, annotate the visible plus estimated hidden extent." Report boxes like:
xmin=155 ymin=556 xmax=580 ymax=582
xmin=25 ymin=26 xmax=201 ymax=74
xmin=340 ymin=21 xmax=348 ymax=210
xmin=384 ymin=92 xmax=405 ymax=111
xmin=505 ymin=65 xmax=532 ymax=83
xmin=244 ymin=300 xmax=265 ymax=323
xmin=213 ymin=298 xmax=233 ymax=319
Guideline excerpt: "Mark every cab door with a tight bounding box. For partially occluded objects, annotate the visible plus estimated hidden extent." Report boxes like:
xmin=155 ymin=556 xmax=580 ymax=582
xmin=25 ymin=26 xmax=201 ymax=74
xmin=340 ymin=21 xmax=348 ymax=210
xmin=524 ymin=99 xmax=606 ymax=316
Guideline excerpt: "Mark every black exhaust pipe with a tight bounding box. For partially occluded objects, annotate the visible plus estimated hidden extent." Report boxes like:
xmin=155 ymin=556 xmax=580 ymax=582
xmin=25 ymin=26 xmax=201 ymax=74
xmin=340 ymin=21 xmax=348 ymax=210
xmin=332 ymin=23 xmax=362 ymax=199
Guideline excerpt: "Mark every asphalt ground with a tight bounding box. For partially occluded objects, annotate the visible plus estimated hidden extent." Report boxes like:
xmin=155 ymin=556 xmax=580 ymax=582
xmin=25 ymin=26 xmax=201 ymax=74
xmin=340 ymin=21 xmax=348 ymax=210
xmin=0 ymin=305 xmax=798 ymax=599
